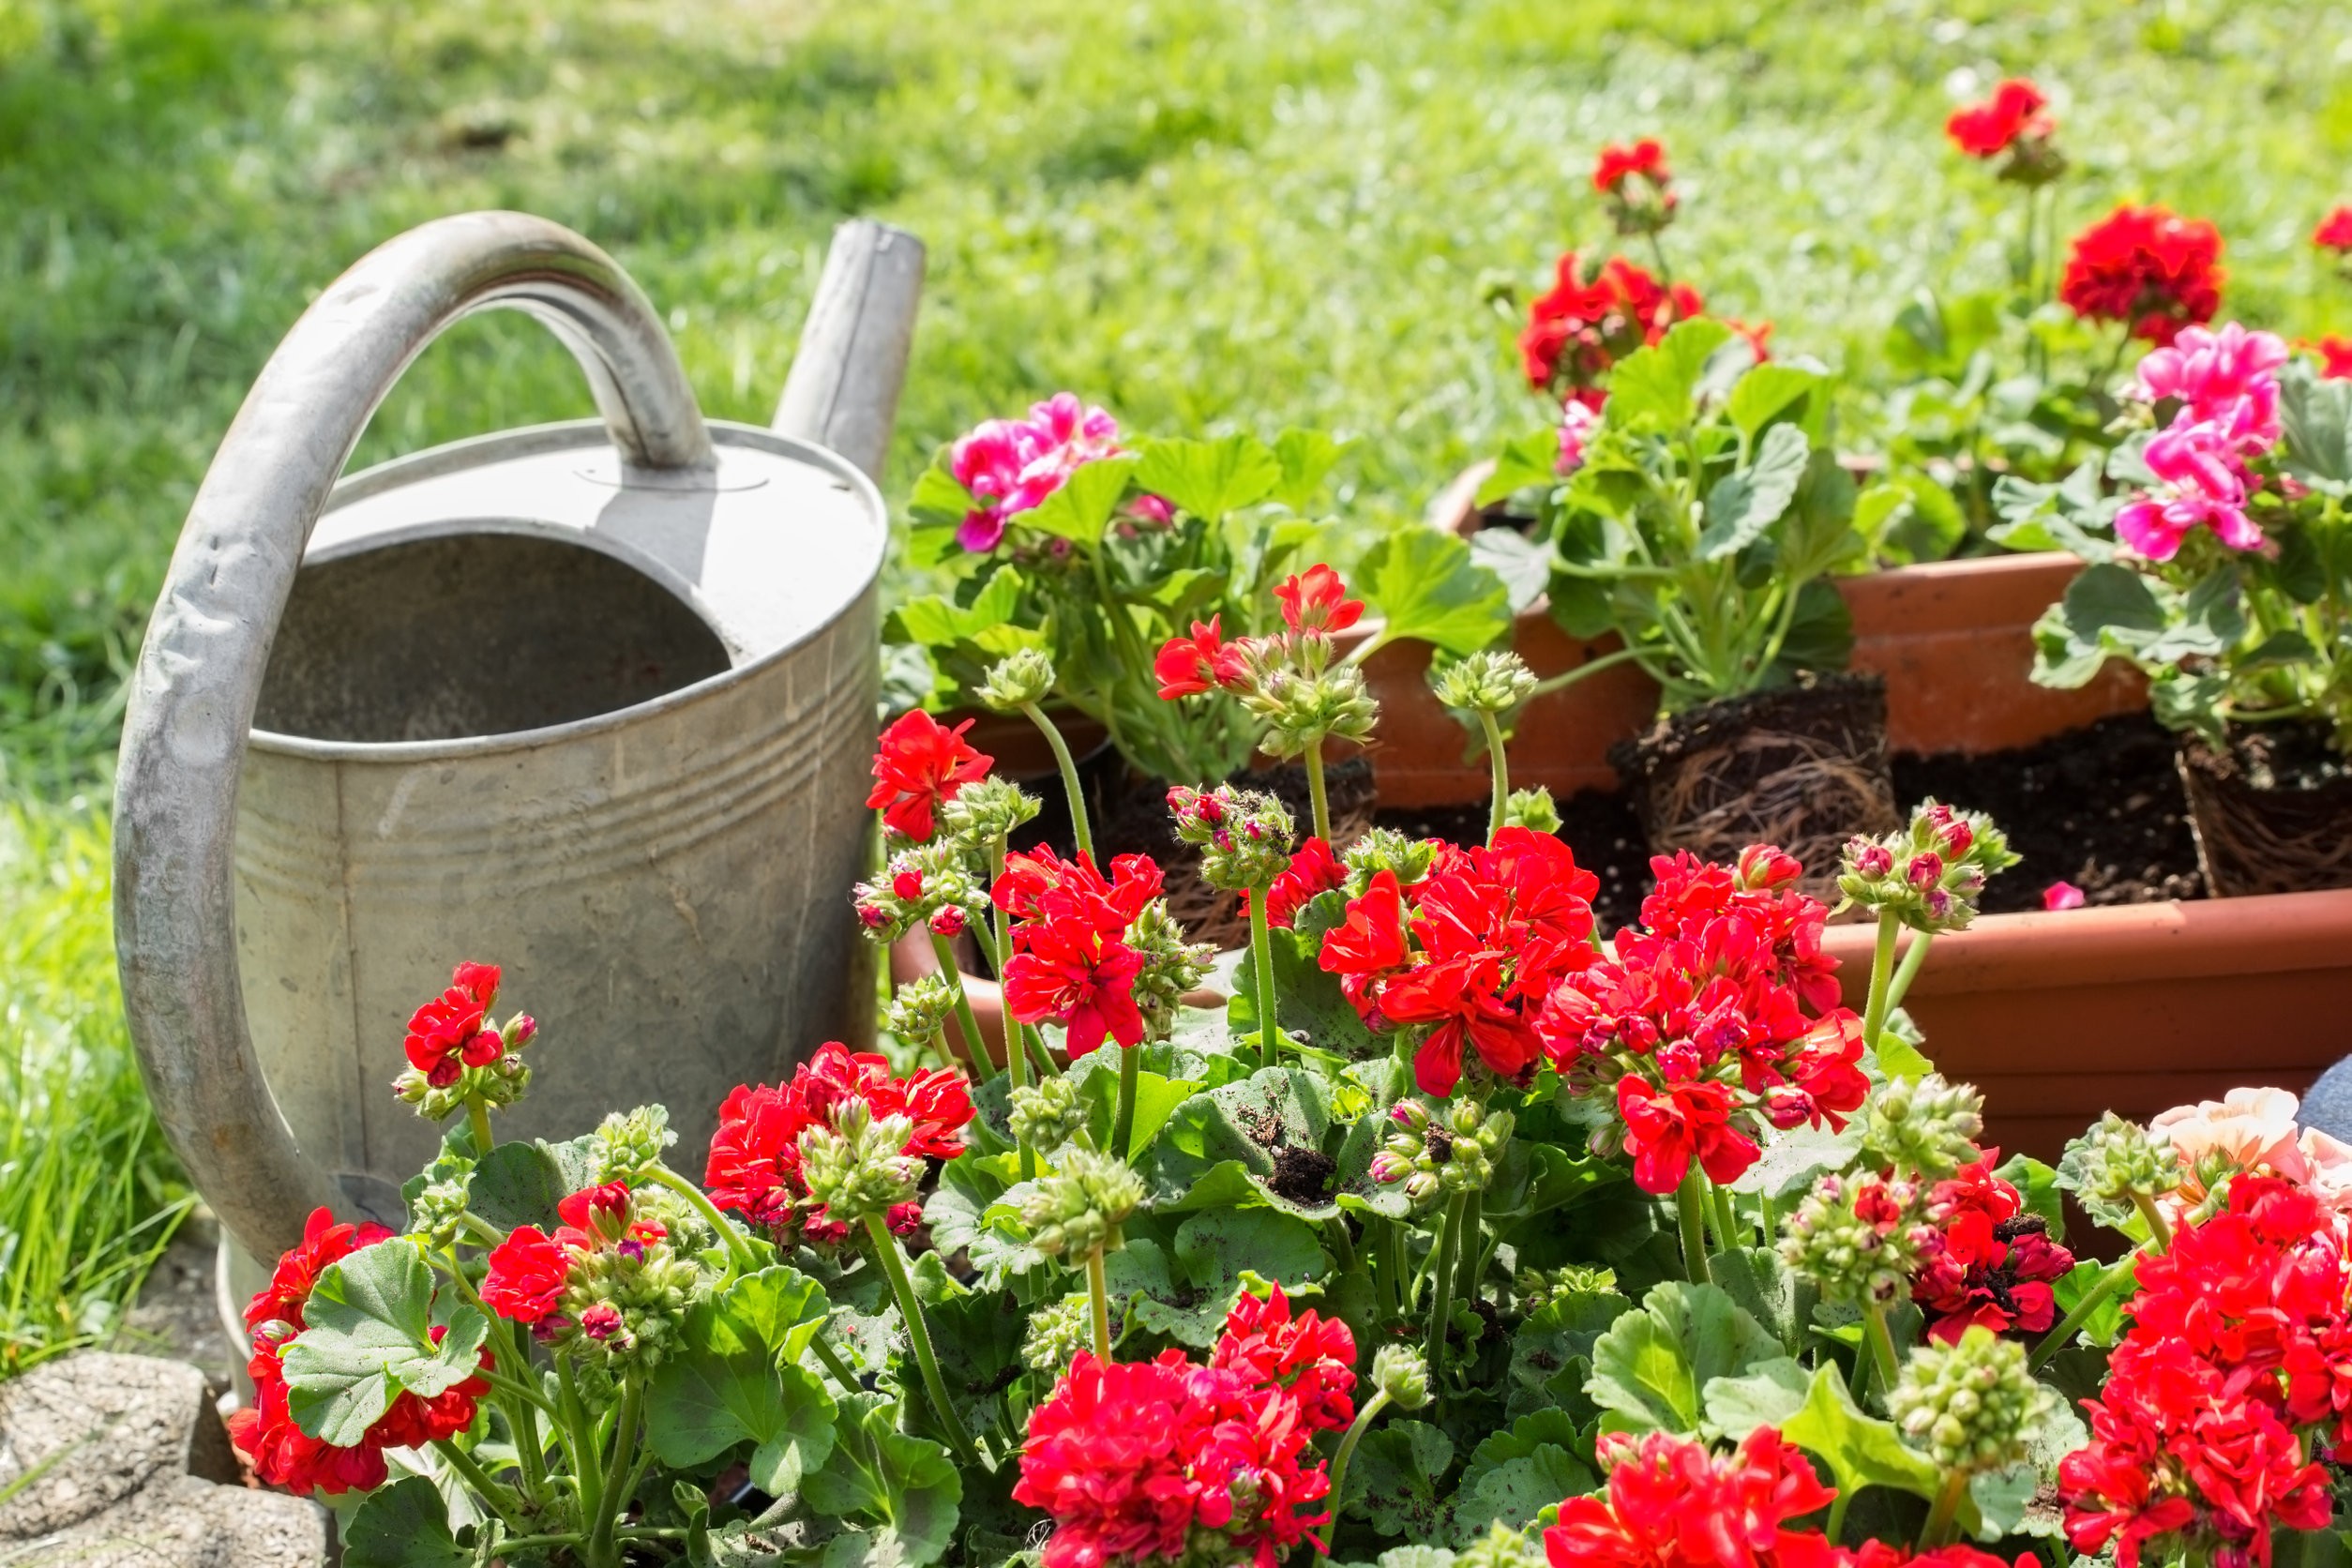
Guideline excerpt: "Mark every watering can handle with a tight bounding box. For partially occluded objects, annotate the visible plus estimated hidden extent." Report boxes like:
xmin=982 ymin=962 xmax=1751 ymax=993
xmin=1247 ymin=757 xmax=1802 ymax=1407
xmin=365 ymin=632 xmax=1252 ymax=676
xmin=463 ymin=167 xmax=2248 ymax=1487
xmin=113 ymin=212 xmax=715 ymax=1262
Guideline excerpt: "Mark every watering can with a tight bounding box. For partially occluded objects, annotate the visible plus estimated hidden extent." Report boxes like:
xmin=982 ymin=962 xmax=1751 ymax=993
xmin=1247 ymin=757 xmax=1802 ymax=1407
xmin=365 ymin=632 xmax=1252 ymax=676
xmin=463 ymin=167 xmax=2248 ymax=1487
xmin=113 ymin=210 xmax=925 ymax=1266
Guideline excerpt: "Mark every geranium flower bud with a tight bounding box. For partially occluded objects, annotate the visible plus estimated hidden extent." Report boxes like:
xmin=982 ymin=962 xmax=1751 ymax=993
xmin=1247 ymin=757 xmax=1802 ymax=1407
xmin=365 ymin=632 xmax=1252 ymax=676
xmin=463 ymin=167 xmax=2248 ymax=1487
xmin=1849 ymin=839 xmax=1894 ymax=878
xmin=1861 ymin=1073 xmax=1985 ymax=1181
xmin=403 ymin=1153 xmax=475 ymax=1251
xmin=1736 ymin=843 xmax=1803 ymax=891
xmin=1372 ymin=1345 xmax=1433 ymax=1410
xmin=1009 ymin=1075 xmax=1088 ymax=1155
xmin=2057 ymin=1110 xmax=2185 ymax=1229
xmin=975 ymin=648 xmax=1057 ymax=713
xmin=580 ymin=1303 xmax=623 ymax=1341
xmin=894 ymin=869 xmax=925 ymax=899
xmin=935 ymin=775 xmax=1042 ymax=845
xmin=1889 ymin=1325 xmax=2054 ymax=1474
xmin=1022 ymin=1291 xmax=1109 ymax=1372
xmin=1431 ymin=649 xmax=1538 ymax=716
xmin=589 ymin=1105 xmax=676 ymax=1187
xmin=1780 ymin=1172 xmax=1927 ymax=1308
xmin=251 ymin=1318 xmax=299 ymax=1352
xmin=929 ymin=906 xmax=967 ymax=938
xmin=1503 ymin=787 xmax=1561 ymax=835
xmin=797 ymin=1101 xmax=925 ymax=1225
xmin=852 ymin=838 xmax=991 ymax=945
xmin=1125 ymin=902 xmax=1214 ymax=1041
xmin=1170 ymin=784 xmax=1294 ymax=892
xmin=1021 ymin=1141 xmax=1146 ymax=1259
xmin=1455 ymin=1521 xmax=1545 ymax=1568
xmin=503 ymin=1014 xmax=537 ymax=1050
xmin=886 ymin=974 xmax=959 ymax=1046
xmin=1514 ymin=1264 xmax=1619 ymax=1316
xmin=1907 ymin=852 xmax=1944 ymax=888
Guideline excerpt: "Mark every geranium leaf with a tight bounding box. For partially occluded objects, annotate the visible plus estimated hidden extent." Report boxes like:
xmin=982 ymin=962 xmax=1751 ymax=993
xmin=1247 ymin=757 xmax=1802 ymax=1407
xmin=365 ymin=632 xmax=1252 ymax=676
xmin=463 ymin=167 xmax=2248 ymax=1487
xmin=279 ymin=1242 xmax=487 ymax=1445
xmin=1271 ymin=429 xmax=1344 ymax=513
xmin=1342 ymin=1420 xmax=1455 ymax=1536
xmin=1125 ymin=1208 xmax=1327 ymax=1347
xmin=1228 ymin=924 xmax=1373 ymax=1058
xmin=465 ymin=1138 xmax=570 ymax=1234
xmin=714 ymin=1265 xmax=832 ymax=1364
xmin=1506 ymin=1289 xmax=1626 ymax=1421
xmin=1780 ymin=1363 xmax=1943 ymax=1506
xmin=1135 ymin=435 xmax=1280 ymax=520
xmin=1587 ymin=1281 xmax=1781 ymax=1436
xmin=1148 ymin=1066 xmax=1338 ymax=1217
xmin=1021 ymin=454 xmax=1140 ymax=542
xmin=1726 ymin=364 xmax=1827 ymax=440
xmin=1447 ymin=1410 xmax=1596 ymax=1543
xmin=646 ymin=1296 xmax=838 ymax=1495
xmin=804 ymin=1402 xmax=964 ymax=1565
xmin=1605 ymin=318 xmax=1735 ymax=430
xmin=1700 ymin=1356 xmax=1812 ymax=1442
xmin=1355 ymin=529 xmax=1513 ymax=656
xmin=340 ymin=1474 xmax=468 ymax=1568
xmin=1696 ymin=423 xmax=1810 ymax=562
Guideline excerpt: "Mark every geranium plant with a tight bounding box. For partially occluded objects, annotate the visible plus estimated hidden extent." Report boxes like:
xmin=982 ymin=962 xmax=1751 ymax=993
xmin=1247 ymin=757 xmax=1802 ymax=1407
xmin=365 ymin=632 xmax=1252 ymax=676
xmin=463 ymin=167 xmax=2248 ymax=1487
xmin=890 ymin=397 xmax=1510 ymax=787
xmin=228 ymin=645 xmax=2352 ymax=1568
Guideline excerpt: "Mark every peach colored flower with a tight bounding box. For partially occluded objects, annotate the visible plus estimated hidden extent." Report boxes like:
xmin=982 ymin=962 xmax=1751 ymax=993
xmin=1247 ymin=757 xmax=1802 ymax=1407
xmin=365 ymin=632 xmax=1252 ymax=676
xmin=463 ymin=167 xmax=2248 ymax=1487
xmin=2296 ymin=1126 xmax=2352 ymax=1213
xmin=2151 ymin=1088 xmax=2311 ymax=1219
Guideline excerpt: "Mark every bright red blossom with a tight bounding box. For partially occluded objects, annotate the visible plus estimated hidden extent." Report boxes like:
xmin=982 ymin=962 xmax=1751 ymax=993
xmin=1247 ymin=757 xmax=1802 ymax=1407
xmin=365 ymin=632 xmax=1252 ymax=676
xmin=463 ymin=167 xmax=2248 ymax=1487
xmin=1945 ymin=79 xmax=2053 ymax=158
xmin=402 ymin=960 xmax=504 ymax=1088
xmin=1248 ymin=837 xmax=1348 ymax=929
xmin=482 ymin=1226 xmax=572 ymax=1325
xmin=867 ymin=710 xmax=993 ymax=841
xmin=1153 ymin=615 xmax=1242 ymax=699
xmin=2307 ymin=336 xmax=2352 ymax=380
xmin=2060 ymin=205 xmax=2224 ymax=347
xmin=1521 ymin=253 xmax=1706 ymax=397
xmin=704 ymin=1042 xmax=972 ymax=1244
xmin=1274 ymin=565 xmax=1364 ymax=635
xmin=1910 ymin=1156 xmax=2074 ymax=1343
xmin=1593 ymin=139 xmax=1670 ymax=193
xmin=2314 ymin=207 xmax=2352 ymax=252
xmin=994 ymin=848 xmax=1166 ymax=1058
xmin=1544 ymin=1427 xmax=1837 ymax=1568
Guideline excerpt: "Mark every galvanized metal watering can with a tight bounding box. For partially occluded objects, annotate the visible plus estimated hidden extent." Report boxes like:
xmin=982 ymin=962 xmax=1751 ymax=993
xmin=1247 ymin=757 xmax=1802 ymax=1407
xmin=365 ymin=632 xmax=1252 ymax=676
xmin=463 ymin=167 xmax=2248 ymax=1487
xmin=113 ymin=211 xmax=924 ymax=1263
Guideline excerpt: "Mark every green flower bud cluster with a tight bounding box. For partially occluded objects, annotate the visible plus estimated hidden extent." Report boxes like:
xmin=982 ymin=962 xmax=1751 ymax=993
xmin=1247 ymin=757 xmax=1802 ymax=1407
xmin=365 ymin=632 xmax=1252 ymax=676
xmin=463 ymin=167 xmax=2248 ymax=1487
xmin=1128 ymin=903 xmax=1214 ymax=1039
xmin=564 ymin=1233 xmax=701 ymax=1370
xmin=1021 ymin=1141 xmax=1146 ymax=1259
xmin=1455 ymin=1522 xmax=1545 ymax=1568
xmin=392 ymin=1010 xmax=541 ymax=1117
xmin=1502 ymin=786 xmax=1560 ymax=835
xmin=1371 ymin=1345 xmax=1434 ymax=1411
xmin=1861 ymin=1073 xmax=1986 ymax=1180
xmin=1168 ymin=785 xmax=1295 ymax=892
xmin=1837 ymin=799 xmax=2019 ymax=934
xmin=1009 ymin=1075 xmax=1089 ymax=1156
xmin=1513 ymin=1263 xmax=1620 ymax=1316
xmin=886 ymin=975 xmax=960 ymax=1047
xmin=1225 ymin=638 xmax=1380 ymax=759
xmin=1431 ymin=650 xmax=1537 ymax=716
xmin=2058 ymin=1111 xmax=2185 ymax=1229
xmin=1369 ymin=1097 xmax=1514 ymax=1209
xmin=853 ymin=838 xmax=991 ymax=943
xmin=1889 ymin=1324 xmax=2055 ymax=1474
xmin=589 ymin=1105 xmax=677 ymax=1188
xmin=404 ymin=1151 xmax=475 ymax=1251
xmin=798 ymin=1102 xmax=924 ymax=1225
xmin=1022 ymin=1291 xmax=1118 ymax=1373
xmin=1779 ymin=1173 xmax=1930 ymax=1308
xmin=975 ymin=648 xmax=1057 ymax=712
xmin=936 ymin=774 xmax=1041 ymax=845
xmin=1344 ymin=828 xmax=1440 ymax=891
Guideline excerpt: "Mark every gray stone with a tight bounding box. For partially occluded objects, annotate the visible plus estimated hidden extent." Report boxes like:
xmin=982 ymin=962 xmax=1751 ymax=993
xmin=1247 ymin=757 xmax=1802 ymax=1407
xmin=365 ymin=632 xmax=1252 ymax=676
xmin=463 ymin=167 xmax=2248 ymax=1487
xmin=0 ymin=1352 xmax=326 ymax=1567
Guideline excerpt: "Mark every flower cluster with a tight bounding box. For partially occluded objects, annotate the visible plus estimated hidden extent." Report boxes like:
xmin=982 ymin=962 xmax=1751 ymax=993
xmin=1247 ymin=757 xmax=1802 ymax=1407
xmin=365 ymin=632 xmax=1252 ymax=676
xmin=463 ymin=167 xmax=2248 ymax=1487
xmin=1319 ymin=827 xmax=1600 ymax=1097
xmin=1370 ymin=1095 xmax=1515 ymax=1209
xmin=227 ymin=1209 xmax=488 ymax=1496
xmin=1153 ymin=565 xmax=1380 ymax=761
xmin=480 ymin=1182 xmax=699 ymax=1363
xmin=2111 ymin=322 xmax=2288 ymax=562
xmin=1838 ymin=801 xmax=2015 ymax=933
xmin=1520 ymin=252 xmax=1704 ymax=408
xmin=393 ymin=960 xmax=537 ymax=1112
xmin=2144 ymin=1088 xmax=2352 ymax=1225
xmin=702 ymin=1041 xmax=973 ymax=1247
xmin=2060 ymin=1176 xmax=2351 ymax=1568
xmin=1944 ymin=78 xmax=2063 ymax=184
xmin=1251 ymin=835 xmax=1349 ymax=929
xmin=1911 ymin=1157 xmax=2075 ymax=1343
xmin=1537 ymin=847 xmax=1864 ymax=1194
xmin=2060 ymin=204 xmax=2224 ymax=348
xmin=868 ymin=709 xmax=993 ymax=843
xmin=854 ymin=837 xmax=993 ymax=942
xmin=997 ymin=845 xmax=1210 ymax=1057
xmin=948 ymin=392 xmax=1142 ymax=553
xmin=1014 ymin=1288 xmax=1356 ymax=1568
xmin=1168 ymin=784 xmax=1298 ymax=894
xmin=1593 ymin=139 xmax=1677 ymax=235
xmin=1781 ymin=1171 xmax=1932 ymax=1310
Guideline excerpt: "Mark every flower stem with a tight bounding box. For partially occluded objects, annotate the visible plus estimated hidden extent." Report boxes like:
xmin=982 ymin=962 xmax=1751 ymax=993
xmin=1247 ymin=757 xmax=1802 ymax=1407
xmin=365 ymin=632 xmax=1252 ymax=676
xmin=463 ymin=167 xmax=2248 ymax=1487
xmin=467 ymin=1094 xmax=495 ymax=1157
xmin=1453 ymin=1188 xmax=1484 ymax=1304
xmin=1478 ymin=711 xmax=1510 ymax=845
xmin=1021 ymin=701 xmax=1093 ymax=860
xmin=1526 ymin=643 xmax=1647 ymax=700
xmin=1318 ymin=1388 xmax=1393 ymax=1561
xmin=1112 ymin=1043 xmax=1139 ymax=1162
xmin=433 ymin=1438 xmax=533 ymax=1539
xmin=1305 ymin=731 xmax=1333 ymax=844
xmin=2029 ymin=1252 xmax=2138 ymax=1372
xmin=1377 ymin=1216 xmax=1407 ymax=1320
xmin=862 ymin=1214 xmax=980 ymax=1469
xmin=2132 ymin=1190 xmax=2175 ymax=1252
xmin=1248 ymin=891 xmax=1279 ymax=1071
xmin=1711 ymin=1181 xmax=1741 ymax=1253
xmin=1861 ymin=910 xmax=1901 ymax=1052
xmin=1675 ymin=1170 xmax=1712 ymax=1286
xmin=810 ymin=1327 xmax=862 ymax=1392
xmin=1864 ymin=1304 xmax=1904 ymax=1406
xmin=1920 ymin=1468 xmax=1969 ymax=1550
xmin=1425 ymin=1190 xmax=1468 ymax=1384
xmin=584 ymin=1376 xmax=641 ymax=1568
xmin=644 ymin=1165 xmax=761 ymax=1276
xmin=1887 ymin=929 xmax=1935 ymax=1012
xmin=927 ymin=928 xmax=998 ymax=1083
xmin=1086 ymin=1246 xmax=1112 ymax=1361
xmin=555 ymin=1354 xmax=600 ymax=1522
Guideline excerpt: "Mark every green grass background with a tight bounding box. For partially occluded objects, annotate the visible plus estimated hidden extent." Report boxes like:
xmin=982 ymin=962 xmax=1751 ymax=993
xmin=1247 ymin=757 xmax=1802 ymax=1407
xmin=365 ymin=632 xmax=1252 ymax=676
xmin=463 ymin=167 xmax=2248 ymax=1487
xmin=7 ymin=0 xmax=2352 ymax=1369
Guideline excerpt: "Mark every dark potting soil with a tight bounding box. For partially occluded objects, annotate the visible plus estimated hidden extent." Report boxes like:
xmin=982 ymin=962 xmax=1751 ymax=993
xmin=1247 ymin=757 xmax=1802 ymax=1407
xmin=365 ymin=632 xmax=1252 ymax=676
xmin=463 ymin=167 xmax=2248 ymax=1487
xmin=2211 ymin=718 xmax=2352 ymax=792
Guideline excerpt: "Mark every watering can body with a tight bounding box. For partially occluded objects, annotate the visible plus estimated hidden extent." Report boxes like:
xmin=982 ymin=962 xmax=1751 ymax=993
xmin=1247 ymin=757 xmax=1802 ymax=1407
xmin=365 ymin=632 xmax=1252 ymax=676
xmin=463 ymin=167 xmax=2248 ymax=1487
xmin=114 ymin=212 xmax=919 ymax=1263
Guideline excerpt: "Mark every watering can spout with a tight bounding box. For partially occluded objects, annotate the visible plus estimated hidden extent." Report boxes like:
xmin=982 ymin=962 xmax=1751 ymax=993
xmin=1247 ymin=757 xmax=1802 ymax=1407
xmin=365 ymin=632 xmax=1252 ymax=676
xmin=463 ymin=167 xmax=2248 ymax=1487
xmin=773 ymin=219 xmax=927 ymax=483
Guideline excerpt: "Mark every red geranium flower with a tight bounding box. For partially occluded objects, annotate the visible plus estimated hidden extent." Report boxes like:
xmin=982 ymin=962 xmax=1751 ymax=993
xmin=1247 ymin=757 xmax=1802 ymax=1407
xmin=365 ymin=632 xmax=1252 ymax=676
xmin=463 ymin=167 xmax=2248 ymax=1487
xmin=2314 ymin=206 xmax=2352 ymax=252
xmin=1521 ymin=253 xmax=1705 ymax=395
xmin=1211 ymin=1285 xmax=1359 ymax=1432
xmin=1274 ymin=565 xmax=1364 ymax=635
xmin=1616 ymin=1077 xmax=1760 ymax=1194
xmin=867 ymin=709 xmax=993 ymax=841
xmin=1946 ymin=79 xmax=2053 ymax=158
xmin=2307 ymin=336 xmax=2352 ymax=380
xmin=705 ymin=1041 xmax=972 ymax=1244
xmin=1154 ymin=615 xmax=1239 ymax=699
xmin=995 ymin=847 xmax=1162 ymax=937
xmin=1544 ymin=1427 xmax=1837 ymax=1568
xmin=1593 ymin=138 xmax=1669 ymax=194
xmin=482 ymin=1225 xmax=573 ymax=1325
xmin=402 ymin=960 xmax=505 ymax=1088
xmin=1248 ymin=837 xmax=1348 ymax=929
xmin=1003 ymin=919 xmax=1147 ymax=1059
xmin=2060 ymin=204 xmax=2224 ymax=347
xmin=241 ymin=1205 xmax=394 ymax=1334
xmin=1910 ymin=1156 xmax=2074 ymax=1343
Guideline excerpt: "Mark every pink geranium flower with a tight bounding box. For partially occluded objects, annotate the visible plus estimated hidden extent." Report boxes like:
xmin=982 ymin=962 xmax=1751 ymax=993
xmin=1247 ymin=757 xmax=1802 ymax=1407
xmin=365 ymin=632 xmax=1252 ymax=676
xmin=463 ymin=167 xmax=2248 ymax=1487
xmin=2114 ymin=417 xmax=2264 ymax=562
xmin=2133 ymin=323 xmax=2289 ymax=450
xmin=949 ymin=393 xmax=1124 ymax=552
xmin=1556 ymin=400 xmax=1602 ymax=475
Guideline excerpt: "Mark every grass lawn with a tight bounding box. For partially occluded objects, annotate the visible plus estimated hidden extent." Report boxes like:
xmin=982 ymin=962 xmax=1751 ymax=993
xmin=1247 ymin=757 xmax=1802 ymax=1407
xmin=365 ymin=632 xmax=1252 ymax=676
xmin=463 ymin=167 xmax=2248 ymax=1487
xmin=6 ymin=0 xmax=2352 ymax=1364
